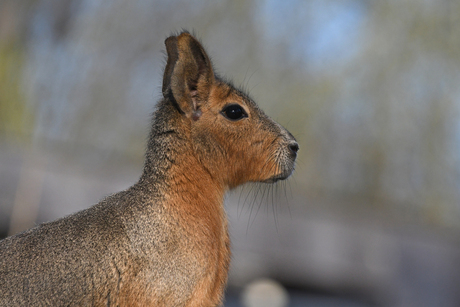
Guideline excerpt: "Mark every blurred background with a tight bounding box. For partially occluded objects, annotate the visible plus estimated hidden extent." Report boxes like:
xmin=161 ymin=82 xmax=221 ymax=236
xmin=2 ymin=0 xmax=460 ymax=306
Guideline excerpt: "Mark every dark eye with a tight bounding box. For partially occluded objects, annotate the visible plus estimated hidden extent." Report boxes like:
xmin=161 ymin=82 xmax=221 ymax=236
xmin=221 ymin=104 xmax=247 ymax=121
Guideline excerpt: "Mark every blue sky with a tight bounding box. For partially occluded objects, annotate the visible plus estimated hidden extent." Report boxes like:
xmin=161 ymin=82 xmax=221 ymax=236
xmin=258 ymin=0 xmax=367 ymax=71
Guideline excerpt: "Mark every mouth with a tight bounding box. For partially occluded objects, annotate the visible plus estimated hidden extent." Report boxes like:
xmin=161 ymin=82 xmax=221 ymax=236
xmin=262 ymin=171 xmax=292 ymax=183
xmin=262 ymin=152 xmax=297 ymax=183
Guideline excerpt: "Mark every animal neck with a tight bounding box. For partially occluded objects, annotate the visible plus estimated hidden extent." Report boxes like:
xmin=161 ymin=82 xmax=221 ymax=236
xmin=137 ymin=99 xmax=226 ymax=208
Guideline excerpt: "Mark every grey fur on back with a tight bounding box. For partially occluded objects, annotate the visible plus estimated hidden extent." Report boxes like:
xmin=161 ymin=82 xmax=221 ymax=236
xmin=0 ymin=99 xmax=197 ymax=306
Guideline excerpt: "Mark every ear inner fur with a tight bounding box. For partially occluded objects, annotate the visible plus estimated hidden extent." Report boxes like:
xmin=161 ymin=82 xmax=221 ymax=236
xmin=162 ymin=36 xmax=179 ymax=98
xmin=162 ymin=36 xmax=184 ymax=115
xmin=166 ymin=32 xmax=215 ymax=117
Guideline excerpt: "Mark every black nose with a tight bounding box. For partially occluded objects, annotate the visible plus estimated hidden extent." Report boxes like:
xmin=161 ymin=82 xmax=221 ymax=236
xmin=288 ymin=142 xmax=299 ymax=155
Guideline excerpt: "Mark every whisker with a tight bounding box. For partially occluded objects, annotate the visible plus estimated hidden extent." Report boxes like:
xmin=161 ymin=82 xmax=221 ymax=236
xmin=246 ymin=184 xmax=263 ymax=234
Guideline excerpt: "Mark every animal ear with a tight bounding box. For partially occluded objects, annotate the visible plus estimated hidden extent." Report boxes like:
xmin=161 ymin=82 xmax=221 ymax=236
xmin=162 ymin=32 xmax=215 ymax=119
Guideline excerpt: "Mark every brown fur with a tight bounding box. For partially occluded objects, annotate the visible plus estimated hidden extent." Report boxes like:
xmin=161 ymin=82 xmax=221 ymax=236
xmin=0 ymin=32 xmax=298 ymax=306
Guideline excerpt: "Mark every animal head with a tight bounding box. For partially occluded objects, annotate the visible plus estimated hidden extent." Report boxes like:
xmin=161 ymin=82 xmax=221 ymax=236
xmin=162 ymin=32 xmax=298 ymax=189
